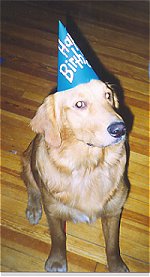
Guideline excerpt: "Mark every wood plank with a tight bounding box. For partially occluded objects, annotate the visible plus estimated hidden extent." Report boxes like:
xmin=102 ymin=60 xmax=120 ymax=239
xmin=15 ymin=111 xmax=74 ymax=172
xmin=1 ymin=191 xmax=149 ymax=264
xmin=1 ymin=226 xmax=97 ymax=272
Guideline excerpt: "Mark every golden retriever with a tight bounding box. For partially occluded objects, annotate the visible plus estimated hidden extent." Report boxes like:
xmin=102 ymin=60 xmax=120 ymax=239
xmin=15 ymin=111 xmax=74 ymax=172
xmin=22 ymin=79 xmax=129 ymax=272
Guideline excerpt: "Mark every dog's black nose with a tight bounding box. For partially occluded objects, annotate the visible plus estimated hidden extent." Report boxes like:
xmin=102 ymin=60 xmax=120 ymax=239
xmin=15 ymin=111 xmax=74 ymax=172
xmin=107 ymin=122 xmax=126 ymax=138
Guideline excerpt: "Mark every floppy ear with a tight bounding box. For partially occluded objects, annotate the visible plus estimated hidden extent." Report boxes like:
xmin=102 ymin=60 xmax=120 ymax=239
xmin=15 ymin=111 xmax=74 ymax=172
xmin=30 ymin=96 xmax=61 ymax=147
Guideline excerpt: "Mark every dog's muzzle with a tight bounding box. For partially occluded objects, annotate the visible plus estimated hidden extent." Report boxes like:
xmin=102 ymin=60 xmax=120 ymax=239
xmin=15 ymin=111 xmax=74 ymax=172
xmin=107 ymin=121 xmax=126 ymax=138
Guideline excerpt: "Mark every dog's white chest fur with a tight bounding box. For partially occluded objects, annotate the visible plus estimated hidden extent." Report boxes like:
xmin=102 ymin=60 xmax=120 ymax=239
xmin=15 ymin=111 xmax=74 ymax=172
xmin=36 ymin=137 xmax=126 ymax=221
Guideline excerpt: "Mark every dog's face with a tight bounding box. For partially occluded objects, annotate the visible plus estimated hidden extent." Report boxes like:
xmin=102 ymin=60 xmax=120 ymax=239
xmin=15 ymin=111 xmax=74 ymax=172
xmin=55 ymin=80 xmax=125 ymax=148
xmin=31 ymin=80 xmax=126 ymax=148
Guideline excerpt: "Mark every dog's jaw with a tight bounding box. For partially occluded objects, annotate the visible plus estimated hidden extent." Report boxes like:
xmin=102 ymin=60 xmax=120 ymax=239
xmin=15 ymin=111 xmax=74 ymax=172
xmin=86 ymin=134 xmax=126 ymax=149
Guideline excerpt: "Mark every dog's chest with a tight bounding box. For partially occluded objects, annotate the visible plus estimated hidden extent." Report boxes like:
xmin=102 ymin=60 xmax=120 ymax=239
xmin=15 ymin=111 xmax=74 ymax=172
xmin=41 ymin=156 xmax=122 ymax=218
xmin=37 ymin=142 xmax=125 ymax=220
xmin=51 ymin=165 xmax=120 ymax=223
xmin=71 ymin=168 xmax=97 ymax=188
xmin=65 ymin=166 xmax=117 ymax=215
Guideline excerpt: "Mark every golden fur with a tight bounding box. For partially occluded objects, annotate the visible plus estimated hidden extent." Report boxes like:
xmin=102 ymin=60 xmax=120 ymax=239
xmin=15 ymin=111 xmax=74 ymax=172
xmin=22 ymin=80 xmax=129 ymax=272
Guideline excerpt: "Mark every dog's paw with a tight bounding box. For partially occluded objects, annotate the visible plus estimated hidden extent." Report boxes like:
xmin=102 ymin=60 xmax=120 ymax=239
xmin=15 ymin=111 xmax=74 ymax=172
xmin=26 ymin=202 xmax=42 ymax=225
xmin=45 ymin=257 xmax=67 ymax=272
xmin=108 ymin=258 xmax=130 ymax=273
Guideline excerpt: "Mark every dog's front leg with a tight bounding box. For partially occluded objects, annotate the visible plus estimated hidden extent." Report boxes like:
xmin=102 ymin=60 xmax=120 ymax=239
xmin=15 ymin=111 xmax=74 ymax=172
xmin=101 ymin=214 xmax=129 ymax=272
xmin=44 ymin=210 xmax=67 ymax=272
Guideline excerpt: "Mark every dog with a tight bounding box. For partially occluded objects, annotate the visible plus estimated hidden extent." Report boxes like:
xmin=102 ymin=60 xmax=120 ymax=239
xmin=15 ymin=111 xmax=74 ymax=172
xmin=22 ymin=79 xmax=129 ymax=272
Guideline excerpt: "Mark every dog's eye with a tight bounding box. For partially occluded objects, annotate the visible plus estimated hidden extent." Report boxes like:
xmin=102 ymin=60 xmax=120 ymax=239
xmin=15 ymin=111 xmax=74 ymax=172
xmin=105 ymin=92 xmax=112 ymax=101
xmin=75 ymin=101 xmax=87 ymax=109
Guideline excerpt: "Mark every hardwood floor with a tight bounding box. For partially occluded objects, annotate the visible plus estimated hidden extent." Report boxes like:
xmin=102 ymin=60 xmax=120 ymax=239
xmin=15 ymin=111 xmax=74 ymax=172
xmin=1 ymin=1 xmax=149 ymax=273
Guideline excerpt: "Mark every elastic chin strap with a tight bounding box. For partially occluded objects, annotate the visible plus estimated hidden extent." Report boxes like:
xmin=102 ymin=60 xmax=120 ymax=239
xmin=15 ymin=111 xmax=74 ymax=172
xmin=86 ymin=143 xmax=94 ymax=147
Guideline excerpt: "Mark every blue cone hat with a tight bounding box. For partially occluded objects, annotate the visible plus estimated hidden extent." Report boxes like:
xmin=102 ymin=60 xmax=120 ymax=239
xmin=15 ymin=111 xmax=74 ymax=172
xmin=57 ymin=21 xmax=99 ymax=92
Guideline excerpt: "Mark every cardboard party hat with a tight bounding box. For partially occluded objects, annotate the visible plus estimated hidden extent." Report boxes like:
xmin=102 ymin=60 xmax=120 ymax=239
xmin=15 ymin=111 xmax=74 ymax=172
xmin=57 ymin=21 xmax=99 ymax=92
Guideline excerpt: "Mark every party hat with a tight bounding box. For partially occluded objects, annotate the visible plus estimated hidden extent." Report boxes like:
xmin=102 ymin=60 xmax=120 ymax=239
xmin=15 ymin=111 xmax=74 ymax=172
xmin=57 ymin=21 xmax=99 ymax=92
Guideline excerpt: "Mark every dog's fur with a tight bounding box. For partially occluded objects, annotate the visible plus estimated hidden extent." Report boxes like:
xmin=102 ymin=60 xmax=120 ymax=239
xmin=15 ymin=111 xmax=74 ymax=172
xmin=22 ymin=80 xmax=129 ymax=272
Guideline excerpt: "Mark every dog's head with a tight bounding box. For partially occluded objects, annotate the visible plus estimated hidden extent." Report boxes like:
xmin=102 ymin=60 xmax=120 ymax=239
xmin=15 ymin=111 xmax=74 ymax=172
xmin=31 ymin=80 xmax=126 ymax=148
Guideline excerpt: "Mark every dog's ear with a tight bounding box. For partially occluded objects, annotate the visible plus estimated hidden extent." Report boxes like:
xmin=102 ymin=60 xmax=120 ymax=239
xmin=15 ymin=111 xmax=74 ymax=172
xmin=106 ymin=83 xmax=119 ymax=109
xmin=113 ymin=92 xmax=119 ymax=109
xmin=30 ymin=96 xmax=61 ymax=147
